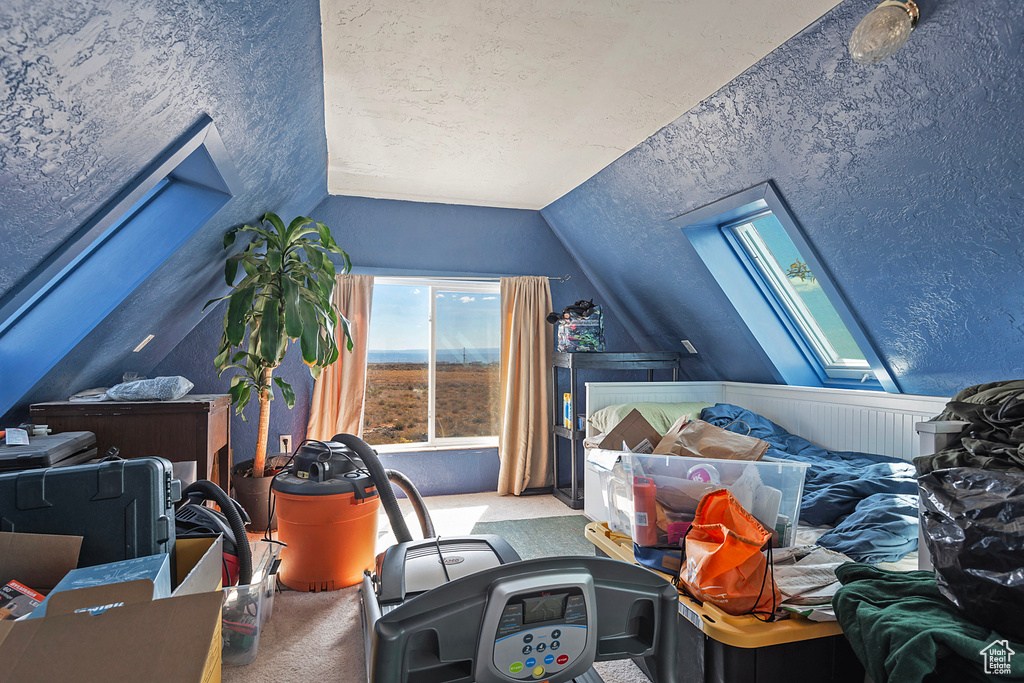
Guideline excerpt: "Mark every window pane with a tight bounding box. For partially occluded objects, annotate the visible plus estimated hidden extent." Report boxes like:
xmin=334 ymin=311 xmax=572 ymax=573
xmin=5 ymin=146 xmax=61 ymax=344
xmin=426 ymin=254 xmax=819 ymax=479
xmin=748 ymin=215 xmax=866 ymax=364
xmin=434 ymin=290 xmax=501 ymax=439
xmin=362 ymin=284 xmax=429 ymax=445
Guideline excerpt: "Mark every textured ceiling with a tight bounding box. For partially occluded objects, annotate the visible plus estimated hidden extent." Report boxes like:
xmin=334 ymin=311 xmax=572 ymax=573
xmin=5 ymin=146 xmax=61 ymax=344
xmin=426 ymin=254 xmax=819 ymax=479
xmin=320 ymin=0 xmax=843 ymax=209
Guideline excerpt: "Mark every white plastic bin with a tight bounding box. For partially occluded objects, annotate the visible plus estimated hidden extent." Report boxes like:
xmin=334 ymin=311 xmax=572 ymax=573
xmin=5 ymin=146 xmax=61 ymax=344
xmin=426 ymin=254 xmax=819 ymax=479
xmin=586 ymin=450 xmax=808 ymax=548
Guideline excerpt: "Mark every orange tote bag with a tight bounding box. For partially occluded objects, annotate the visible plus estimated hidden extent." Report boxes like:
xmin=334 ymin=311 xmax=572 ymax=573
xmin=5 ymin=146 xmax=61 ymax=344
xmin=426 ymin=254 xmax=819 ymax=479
xmin=678 ymin=489 xmax=780 ymax=618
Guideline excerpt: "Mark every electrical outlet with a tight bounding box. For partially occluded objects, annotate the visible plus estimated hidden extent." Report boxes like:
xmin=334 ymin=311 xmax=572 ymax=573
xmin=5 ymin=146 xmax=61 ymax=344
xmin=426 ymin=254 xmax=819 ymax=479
xmin=680 ymin=339 xmax=698 ymax=354
xmin=279 ymin=435 xmax=293 ymax=454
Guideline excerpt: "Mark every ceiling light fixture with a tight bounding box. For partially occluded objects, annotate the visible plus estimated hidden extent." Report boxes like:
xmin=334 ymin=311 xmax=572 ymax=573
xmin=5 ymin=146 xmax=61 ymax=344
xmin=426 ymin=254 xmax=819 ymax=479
xmin=848 ymin=0 xmax=919 ymax=65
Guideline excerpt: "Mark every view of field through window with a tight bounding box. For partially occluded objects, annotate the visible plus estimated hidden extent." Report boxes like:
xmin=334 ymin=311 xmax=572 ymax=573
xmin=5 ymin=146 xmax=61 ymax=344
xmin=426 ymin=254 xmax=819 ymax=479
xmin=362 ymin=281 xmax=500 ymax=446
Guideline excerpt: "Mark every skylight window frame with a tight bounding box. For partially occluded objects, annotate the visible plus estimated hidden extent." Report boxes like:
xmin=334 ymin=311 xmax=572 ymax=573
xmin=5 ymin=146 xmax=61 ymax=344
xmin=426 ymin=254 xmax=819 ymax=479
xmin=674 ymin=181 xmax=900 ymax=393
xmin=366 ymin=276 xmax=501 ymax=453
xmin=727 ymin=219 xmax=871 ymax=381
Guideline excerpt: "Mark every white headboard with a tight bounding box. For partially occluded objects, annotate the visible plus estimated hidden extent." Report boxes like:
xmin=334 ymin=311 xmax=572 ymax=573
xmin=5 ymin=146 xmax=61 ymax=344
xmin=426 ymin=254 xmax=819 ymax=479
xmin=585 ymin=381 xmax=950 ymax=462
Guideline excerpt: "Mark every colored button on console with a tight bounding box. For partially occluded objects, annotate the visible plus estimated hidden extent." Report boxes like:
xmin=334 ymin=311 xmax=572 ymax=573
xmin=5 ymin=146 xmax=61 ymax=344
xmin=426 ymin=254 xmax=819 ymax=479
xmin=522 ymin=645 xmax=532 ymax=655
xmin=544 ymin=655 xmax=554 ymax=665
xmin=556 ymin=654 xmax=569 ymax=665
xmin=532 ymin=666 xmax=545 ymax=679
xmin=525 ymin=657 xmax=536 ymax=668
xmin=509 ymin=663 xmax=524 ymax=674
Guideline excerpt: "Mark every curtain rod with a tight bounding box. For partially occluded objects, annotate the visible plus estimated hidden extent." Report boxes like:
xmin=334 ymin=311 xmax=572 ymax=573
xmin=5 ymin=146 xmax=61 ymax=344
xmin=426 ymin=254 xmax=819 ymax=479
xmin=367 ymin=273 xmax=572 ymax=282
xmin=432 ymin=274 xmax=571 ymax=282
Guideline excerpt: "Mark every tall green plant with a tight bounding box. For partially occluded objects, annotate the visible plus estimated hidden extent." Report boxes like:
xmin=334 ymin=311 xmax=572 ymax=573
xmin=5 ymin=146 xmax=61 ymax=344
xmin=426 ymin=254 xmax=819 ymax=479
xmin=205 ymin=212 xmax=353 ymax=478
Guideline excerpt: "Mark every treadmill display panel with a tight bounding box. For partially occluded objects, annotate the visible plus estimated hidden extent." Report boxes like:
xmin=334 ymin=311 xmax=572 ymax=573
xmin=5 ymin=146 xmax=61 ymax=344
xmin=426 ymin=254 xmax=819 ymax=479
xmin=522 ymin=593 xmax=566 ymax=624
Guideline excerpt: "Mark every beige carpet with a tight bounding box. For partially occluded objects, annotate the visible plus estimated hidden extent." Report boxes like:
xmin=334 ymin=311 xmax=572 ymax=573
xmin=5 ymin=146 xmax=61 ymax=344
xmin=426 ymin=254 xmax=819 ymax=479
xmin=225 ymin=492 xmax=650 ymax=683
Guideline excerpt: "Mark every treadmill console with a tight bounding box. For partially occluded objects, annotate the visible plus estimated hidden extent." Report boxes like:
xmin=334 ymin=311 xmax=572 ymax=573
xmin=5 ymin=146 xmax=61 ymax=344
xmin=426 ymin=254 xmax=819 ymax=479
xmin=475 ymin=573 xmax=596 ymax=683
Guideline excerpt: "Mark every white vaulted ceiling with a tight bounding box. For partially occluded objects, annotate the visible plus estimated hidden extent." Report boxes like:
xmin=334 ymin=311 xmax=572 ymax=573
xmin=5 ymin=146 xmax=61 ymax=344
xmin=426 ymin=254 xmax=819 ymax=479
xmin=320 ymin=0 xmax=843 ymax=210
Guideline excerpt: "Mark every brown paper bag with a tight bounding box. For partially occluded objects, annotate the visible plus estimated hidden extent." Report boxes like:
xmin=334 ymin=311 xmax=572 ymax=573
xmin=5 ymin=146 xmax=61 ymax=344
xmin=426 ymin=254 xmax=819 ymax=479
xmin=652 ymin=417 xmax=768 ymax=461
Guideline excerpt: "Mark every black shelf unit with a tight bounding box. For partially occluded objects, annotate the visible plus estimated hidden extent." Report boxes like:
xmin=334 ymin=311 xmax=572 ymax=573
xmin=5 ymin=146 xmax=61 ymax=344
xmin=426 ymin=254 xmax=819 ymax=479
xmin=550 ymin=351 xmax=681 ymax=509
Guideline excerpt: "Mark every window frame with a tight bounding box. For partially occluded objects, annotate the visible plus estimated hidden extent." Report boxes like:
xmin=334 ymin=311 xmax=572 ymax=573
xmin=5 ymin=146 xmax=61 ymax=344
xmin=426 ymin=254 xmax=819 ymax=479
xmin=366 ymin=276 xmax=501 ymax=452
xmin=724 ymin=215 xmax=871 ymax=382
xmin=674 ymin=181 xmax=899 ymax=393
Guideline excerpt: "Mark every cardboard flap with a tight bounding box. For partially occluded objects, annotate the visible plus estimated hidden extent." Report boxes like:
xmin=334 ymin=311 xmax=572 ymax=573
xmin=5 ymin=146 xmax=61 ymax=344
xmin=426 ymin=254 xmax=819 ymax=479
xmin=0 ymin=532 xmax=82 ymax=590
xmin=0 ymin=591 xmax=222 ymax=683
xmin=599 ymin=408 xmax=662 ymax=453
xmin=44 ymin=579 xmax=154 ymax=616
xmin=174 ymin=535 xmax=223 ymax=596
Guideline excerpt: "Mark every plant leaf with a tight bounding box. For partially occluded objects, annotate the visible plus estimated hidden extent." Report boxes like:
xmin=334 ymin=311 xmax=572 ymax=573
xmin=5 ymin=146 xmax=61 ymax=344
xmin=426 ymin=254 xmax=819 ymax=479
xmin=305 ymin=246 xmax=323 ymax=271
xmin=259 ymin=296 xmax=284 ymax=362
xmin=338 ymin=312 xmax=353 ymax=352
xmin=202 ymin=294 xmax=229 ymax=311
xmin=223 ymin=228 xmax=237 ymax=249
xmin=225 ymin=286 xmax=255 ymax=346
xmin=267 ymin=248 xmax=282 ymax=273
xmin=262 ymin=212 xmax=287 ymax=245
xmin=284 ymin=216 xmax=313 ymax=243
xmin=274 ymin=377 xmax=296 ymax=408
xmin=298 ymin=299 xmax=319 ymax=364
xmin=214 ymin=345 xmax=232 ymax=370
xmin=282 ymin=277 xmax=303 ymax=339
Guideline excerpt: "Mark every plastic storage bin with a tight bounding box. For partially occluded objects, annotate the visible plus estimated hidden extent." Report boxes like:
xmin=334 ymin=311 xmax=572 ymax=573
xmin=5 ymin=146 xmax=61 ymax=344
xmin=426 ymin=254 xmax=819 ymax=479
xmin=222 ymin=541 xmax=282 ymax=666
xmin=585 ymin=451 xmax=808 ymax=547
xmin=556 ymin=311 xmax=604 ymax=352
xmin=585 ymin=522 xmax=863 ymax=683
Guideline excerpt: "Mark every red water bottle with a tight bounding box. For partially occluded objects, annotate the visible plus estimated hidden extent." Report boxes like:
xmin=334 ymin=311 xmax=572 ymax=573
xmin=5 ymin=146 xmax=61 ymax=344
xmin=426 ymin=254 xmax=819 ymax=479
xmin=633 ymin=476 xmax=658 ymax=546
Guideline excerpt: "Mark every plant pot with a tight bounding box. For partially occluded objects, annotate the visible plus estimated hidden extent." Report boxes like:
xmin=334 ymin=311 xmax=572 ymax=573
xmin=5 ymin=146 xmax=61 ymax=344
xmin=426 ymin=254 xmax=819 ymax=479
xmin=231 ymin=455 xmax=290 ymax=532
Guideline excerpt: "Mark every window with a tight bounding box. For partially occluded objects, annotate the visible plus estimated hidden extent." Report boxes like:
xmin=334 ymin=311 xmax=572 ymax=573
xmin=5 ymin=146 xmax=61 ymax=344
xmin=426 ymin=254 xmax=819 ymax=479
xmin=362 ymin=277 xmax=501 ymax=450
xmin=676 ymin=181 xmax=899 ymax=392
xmin=0 ymin=116 xmax=241 ymax=417
xmin=728 ymin=213 xmax=869 ymax=381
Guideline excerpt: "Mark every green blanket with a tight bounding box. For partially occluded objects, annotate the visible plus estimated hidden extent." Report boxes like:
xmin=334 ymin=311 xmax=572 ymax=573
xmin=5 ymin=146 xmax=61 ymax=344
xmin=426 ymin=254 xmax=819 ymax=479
xmin=833 ymin=563 xmax=1024 ymax=682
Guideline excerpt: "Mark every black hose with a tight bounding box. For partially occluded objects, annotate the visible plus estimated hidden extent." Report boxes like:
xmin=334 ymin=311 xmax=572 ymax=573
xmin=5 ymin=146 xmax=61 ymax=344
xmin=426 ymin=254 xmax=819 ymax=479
xmin=331 ymin=433 xmax=413 ymax=544
xmin=385 ymin=469 xmax=435 ymax=538
xmin=180 ymin=480 xmax=252 ymax=586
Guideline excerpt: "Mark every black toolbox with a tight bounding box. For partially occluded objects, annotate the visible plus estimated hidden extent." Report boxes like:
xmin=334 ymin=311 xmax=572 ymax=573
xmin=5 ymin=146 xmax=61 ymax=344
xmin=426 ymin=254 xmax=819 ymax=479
xmin=0 ymin=456 xmax=180 ymax=568
xmin=0 ymin=431 xmax=97 ymax=471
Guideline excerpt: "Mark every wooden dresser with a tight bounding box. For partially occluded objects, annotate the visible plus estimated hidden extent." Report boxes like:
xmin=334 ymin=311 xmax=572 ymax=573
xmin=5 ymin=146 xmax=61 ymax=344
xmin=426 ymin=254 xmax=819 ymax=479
xmin=30 ymin=394 xmax=232 ymax=489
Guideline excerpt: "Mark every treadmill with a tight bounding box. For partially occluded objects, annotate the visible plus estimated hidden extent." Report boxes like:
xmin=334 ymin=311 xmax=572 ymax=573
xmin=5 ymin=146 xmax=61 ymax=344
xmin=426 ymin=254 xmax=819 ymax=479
xmin=362 ymin=539 xmax=678 ymax=683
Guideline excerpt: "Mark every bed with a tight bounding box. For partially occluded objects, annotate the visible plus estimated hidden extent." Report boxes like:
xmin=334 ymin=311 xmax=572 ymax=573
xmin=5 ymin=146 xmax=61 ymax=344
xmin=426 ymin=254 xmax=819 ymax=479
xmin=582 ymin=381 xmax=953 ymax=569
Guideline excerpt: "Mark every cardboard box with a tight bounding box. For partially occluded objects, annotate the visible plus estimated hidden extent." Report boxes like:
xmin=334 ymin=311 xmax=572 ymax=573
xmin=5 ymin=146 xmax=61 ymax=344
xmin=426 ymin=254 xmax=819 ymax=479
xmin=598 ymin=408 xmax=661 ymax=454
xmin=28 ymin=552 xmax=172 ymax=618
xmin=0 ymin=532 xmax=223 ymax=683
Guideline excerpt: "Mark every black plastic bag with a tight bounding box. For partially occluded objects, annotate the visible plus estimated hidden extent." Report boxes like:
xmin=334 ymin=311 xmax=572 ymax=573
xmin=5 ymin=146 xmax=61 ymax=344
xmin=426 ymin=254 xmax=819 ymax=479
xmin=919 ymin=467 xmax=1024 ymax=641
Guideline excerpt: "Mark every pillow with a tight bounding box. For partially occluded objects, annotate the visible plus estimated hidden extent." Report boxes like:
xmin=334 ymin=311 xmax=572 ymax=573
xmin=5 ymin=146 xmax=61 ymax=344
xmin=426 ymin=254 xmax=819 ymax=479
xmin=587 ymin=401 xmax=713 ymax=435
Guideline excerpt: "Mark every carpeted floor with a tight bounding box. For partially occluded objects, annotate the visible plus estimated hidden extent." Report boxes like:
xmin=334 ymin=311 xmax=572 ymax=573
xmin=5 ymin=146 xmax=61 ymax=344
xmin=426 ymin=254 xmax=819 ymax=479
xmin=471 ymin=515 xmax=595 ymax=559
xmin=225 ymin=492 xmax=650 ymax=683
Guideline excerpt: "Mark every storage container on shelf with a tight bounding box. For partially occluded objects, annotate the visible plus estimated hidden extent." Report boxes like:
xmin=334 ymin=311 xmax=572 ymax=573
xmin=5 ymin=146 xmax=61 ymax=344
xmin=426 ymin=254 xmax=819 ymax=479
xmin=585 ymin=451 xmax=808 ymax=548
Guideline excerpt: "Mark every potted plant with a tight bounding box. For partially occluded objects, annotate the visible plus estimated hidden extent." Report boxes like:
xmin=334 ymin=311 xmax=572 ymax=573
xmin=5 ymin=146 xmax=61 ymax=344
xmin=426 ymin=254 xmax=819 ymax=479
xmin=206 ymin=212 xmax=353 ymax=529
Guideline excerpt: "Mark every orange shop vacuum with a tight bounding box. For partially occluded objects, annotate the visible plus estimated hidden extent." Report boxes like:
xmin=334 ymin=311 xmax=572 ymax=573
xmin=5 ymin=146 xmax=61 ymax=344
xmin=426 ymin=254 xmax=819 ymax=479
xmin=271 ymin=435 xmax=384 ymax=591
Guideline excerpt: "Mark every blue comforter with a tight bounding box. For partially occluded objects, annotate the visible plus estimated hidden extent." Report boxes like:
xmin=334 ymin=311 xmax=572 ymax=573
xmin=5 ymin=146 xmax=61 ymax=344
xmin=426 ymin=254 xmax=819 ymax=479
xmin=701 ymin=404 xmax=919 ymax=563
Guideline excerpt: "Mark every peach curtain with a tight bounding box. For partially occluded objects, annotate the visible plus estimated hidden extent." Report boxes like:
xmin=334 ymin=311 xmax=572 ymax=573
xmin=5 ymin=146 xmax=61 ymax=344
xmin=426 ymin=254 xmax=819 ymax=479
xmin=306 ymin=274 xmax=374 ymax=441
xmin=497 ymin=276 xmax=553 ymax=495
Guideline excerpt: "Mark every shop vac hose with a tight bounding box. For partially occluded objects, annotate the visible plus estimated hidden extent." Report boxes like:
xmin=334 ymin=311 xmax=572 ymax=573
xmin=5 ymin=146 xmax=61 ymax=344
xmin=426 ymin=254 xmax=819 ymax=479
xmin=180 ymin=479 xmax=252 ymax=586
xmin=330 ymin=433 xmax=414 ymax=544
xmin=385 ymin=469 xmax=435 ymax=538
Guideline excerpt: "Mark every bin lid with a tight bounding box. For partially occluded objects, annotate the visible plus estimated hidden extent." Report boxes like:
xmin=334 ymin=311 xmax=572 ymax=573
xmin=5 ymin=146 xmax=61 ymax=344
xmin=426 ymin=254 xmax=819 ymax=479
xmin=270 ymin=441 xmax=377 ymax=498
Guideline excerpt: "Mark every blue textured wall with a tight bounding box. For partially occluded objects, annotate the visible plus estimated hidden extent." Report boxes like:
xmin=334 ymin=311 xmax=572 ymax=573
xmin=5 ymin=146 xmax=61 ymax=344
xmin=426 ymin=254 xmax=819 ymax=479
xmin=155 ymin=195 xmax=640 ymax=486
xmin=542 ymin=0 xmax=1024 ymax=398
xmin=0 ymin=0 xmax=329 ymax=422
